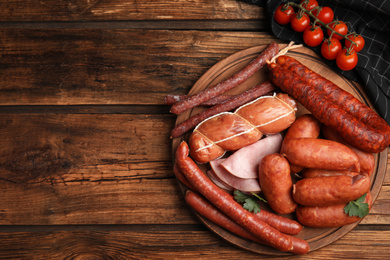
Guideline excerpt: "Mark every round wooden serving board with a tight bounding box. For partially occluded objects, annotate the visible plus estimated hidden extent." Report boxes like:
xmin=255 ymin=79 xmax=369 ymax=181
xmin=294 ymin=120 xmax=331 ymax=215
xmin=171 ymin=44 xmax=388 ymax=255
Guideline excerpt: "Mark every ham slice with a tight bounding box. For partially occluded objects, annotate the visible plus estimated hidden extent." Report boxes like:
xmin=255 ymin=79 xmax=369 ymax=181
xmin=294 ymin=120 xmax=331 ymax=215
xmin=206 ymin=169 xmax=234 ymax=192
xmin=210 ymin=158 xmax=261 ymax=193
xmin=220 ymin=133 xmax=283 ymax=179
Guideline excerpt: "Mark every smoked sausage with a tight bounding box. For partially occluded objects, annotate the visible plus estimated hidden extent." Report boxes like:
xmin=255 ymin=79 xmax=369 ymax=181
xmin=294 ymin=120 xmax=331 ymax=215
xmin=170 ymin=42 xmax=280 ymax=115
xmin=293 ymin=174 xmax=371 ymax=207
xmin=282 ymin=138 xmax=360 ymax=172
xmin=268 ymin=57 xmax=390 ymax=153
xmin=296 ymin=191 xmax=372 ymax=228
xmin=322 ymin=125 xmax=375 ymax=176
xmin=300 ymin=168 xmax=359 ymax=178
xmin=280 ymin=114 xmax=321 ymax=173
xmin=259 ymin=153 xmax=297 ymax=214
xmin=175 ymin=141 xmax=297 ymax=252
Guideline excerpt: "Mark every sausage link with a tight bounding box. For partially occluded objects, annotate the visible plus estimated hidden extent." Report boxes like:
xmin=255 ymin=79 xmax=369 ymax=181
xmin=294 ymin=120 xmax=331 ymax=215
xmin=300 ymin=168 xmax=359 ymax=178
xmin=296 ymin=191 xmax=372 ymax=228
xmin=253 ymin=208 xmax=302 ymax=235
xmin=281 ymin=114 xmax=321 ymax=173
xmin=175 ymin=141 xmax=295 ymax=252
xmin=293 ymin=174 xmax=371 ymax=206
xmin=170 ymin=42 xmax=280 ymax=115
xmin=185 ymin=190 xmax=309 ymax=254
xmin=259 ymin=153 xmax=297 ymax=214
xmin=268 ymin=60 xmax=390 ymax=153
xmin=173 ymin=163 xmax=197 ymax=191
xmin=171 ymin=81 xmax=275 ymax=138
xmin=282 ymin=138 xmax=360 ymax=172
xmin=322 ymin=125 xmax=375 ymax=176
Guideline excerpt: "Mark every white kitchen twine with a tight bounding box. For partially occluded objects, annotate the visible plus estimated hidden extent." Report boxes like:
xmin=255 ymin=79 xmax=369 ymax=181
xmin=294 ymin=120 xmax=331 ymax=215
xmin=193 ymin=93 xmax=296 ymax=153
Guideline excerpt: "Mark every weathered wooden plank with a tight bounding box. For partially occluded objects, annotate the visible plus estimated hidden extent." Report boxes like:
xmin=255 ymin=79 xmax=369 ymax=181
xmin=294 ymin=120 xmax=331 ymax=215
xmin=0 ymin=28 xmax=279 ymax=105
xmin=0 ymin=230 xmax=388 ymax=259
xmin=0 ymin=0 xmax=263 ymax=22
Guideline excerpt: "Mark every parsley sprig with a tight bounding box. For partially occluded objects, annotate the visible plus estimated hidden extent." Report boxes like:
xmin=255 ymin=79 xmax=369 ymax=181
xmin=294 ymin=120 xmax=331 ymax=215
xmin=233 ymin=190 xmax=267 ymax=214
xmin=344 ymin=193 xmax=370 ymax=218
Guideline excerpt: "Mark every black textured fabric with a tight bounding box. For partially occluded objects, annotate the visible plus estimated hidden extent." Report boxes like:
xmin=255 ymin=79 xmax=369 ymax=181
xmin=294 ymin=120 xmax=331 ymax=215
xmin=241 ymin=0 xmax=390 ymax=125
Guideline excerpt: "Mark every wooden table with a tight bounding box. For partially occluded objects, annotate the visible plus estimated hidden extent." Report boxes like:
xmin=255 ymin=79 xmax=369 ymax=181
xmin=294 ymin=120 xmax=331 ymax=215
xmin=0 ymin=1 xmax=388 ymax=259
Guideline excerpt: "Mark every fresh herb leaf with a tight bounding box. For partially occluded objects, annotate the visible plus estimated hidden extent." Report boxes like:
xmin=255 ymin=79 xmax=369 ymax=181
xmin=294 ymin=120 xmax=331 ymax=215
xmin=233 ymin=190 xmax=250 ymax=203
xmin=233 ymin=190 xmax=266 ymax=214
xmin=243 ymin=198 xmax=261 ymax=213
xmin=344 ymin=193 xmax=369 ymax=218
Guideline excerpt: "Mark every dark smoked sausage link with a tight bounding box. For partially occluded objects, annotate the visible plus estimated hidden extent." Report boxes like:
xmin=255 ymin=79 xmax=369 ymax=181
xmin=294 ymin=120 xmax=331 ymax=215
xmin=170 ymin=81 xmax=275 ymax=138
xmin=175 ymin=141 xmax=295 ymax=253
xmin=170 ymin=42 xmax=280 ymax=115
xmin=165 ymin=94 xmax=233 ymax=106
xmin=268 ymin=62 xmax=390 ymax=153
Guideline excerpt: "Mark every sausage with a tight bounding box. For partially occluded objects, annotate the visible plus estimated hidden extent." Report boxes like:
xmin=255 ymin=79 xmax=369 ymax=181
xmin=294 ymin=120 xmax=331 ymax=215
xmin=293 ymin=174 xmax=371 ymax=206
xmin=165 ymin=94 xmax=233 ymax=106
xmin=173 ymin=163 xmax=197 ymax=191
xmin=300 ymin=168 xmax=359 ymax=178
xmin=282 ymin=138 xmax=360 ymax=172
xmin=175 ymin=141 xmax=295 ymax=252
xmin=253 ymin=210 xmax=302 ymax=235
xmin=171 ymin=81 xmax=275 ymax=138
xmin=170 ymin=42 xmax=280 ymax=115
xmin=185 ymin=190 xmax=309 ymax=254
xmin=280 ymin=114 xmax=321 ymax=173
xmin=322 ymin=125 xmax=375 ymax=176
xmin=258 ymin=153 xmax=297 ymax=214
xmin=189 ymin=93 xmax=297 ymax=164
xmin=296 ymin=191 xmax=372 ymax=228
xmin=268 ymin=57 xmax=390 ymax=153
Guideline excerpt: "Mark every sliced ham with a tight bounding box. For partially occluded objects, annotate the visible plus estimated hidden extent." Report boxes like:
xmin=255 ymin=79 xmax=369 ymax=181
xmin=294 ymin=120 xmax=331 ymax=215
xmin=220 ymin=133 xmax=283 ymax=179
xmin=206 ymin=169 xmax=234 ymax=192
xmin=210 ymin=158 xmax=261 ymax=193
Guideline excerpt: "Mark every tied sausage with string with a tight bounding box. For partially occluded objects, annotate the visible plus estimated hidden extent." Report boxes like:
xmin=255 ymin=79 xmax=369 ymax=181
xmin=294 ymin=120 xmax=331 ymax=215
xmin=188 ymin=93 xmax=297 ymax=164
xmin=268 ymin=56 xmax=390 ymax=153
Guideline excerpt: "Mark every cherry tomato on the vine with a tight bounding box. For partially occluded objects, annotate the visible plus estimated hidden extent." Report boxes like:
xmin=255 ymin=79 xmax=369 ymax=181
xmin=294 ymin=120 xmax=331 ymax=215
xmin=345 ymin=34 xmax=365 ymax=52
xmin=274 ymin=4 xmax=295 ymax=25
xmin=336 ymin=49 xmax=358 ymax=71
xmin=321 ymin=38 xmax=342 ymax=60
xmin=291 ymin=13 xmax=310 ymax=32
xmin=303 ymin=25 xmax=324 ymax=47
xmin=313 ymin=6 xmax=334 ymax=24
xmin=300 ymin=0 xmax=318 ymax=10
xmin=327 ymin=21 xmax=348 ymax=40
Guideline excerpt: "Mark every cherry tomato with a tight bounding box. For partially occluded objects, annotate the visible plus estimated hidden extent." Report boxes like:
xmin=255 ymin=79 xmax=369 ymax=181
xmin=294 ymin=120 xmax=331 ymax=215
xmin=303 ymin=25 xmax=324 ymax=47
xmin=274 ymin=4 xmax=295 ymax=25
xmin=291 ymin=13 xmax=310 ymax=32
xmin=345 ymin=34 xmax=365 ymax=52
xmin=300 ymin=0 xmax=318 ymax=10
xmin=336 ymin=49 xmax=358 ymax=71
xmin=321 ymin=38 xmax=342 ymax=60
xmin=313 ymin=6 xmax=334 ymax=24
xmin=327 ymin=21 xmax=348 ymax=40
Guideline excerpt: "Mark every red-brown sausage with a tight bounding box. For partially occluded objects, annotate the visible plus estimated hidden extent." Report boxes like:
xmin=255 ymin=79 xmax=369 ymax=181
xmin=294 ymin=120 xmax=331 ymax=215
xmin=282 ymin=138 xmax=360 ymax=172
xmin=185 ymin=190 xmax=309 ymax=254
xmin=268 ymin=58 xmax=390 ymax=153
xmin=253 ymin=209 xmax=302 ymax=235
xmin=322 ymin=125 xmax=375 ymax=176
xmin=300 ymin=168 xmax=359 ymax=178
xmin=296 ymin=191 xmax=372 ymax=228
xmin=173 ymin=163 xmax=197 ymax=191
xmin=280 ymin=114 xmax=321 ymax=173
xmin=259 ymin=153 xmax=297 ymax=214
xmin=175 ymin=141 xmax=296 ymax=252
xmin=170 ymin=42 xmax=280 ymax=115
xmin=293 ymin=174 xmax=371 ymax=206
xmin=171 ymin=81 xmax=275 ymax=138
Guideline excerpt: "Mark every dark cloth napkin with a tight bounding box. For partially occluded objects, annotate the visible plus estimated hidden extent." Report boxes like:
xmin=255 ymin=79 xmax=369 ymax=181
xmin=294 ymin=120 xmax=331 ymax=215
xmin=241 ymin=0 xmax=390 ymax=125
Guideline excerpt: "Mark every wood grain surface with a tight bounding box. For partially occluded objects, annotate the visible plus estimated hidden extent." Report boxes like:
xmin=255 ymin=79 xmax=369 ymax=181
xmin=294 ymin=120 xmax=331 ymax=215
xmin=0 ymin=0 xmax=389 ymax=259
